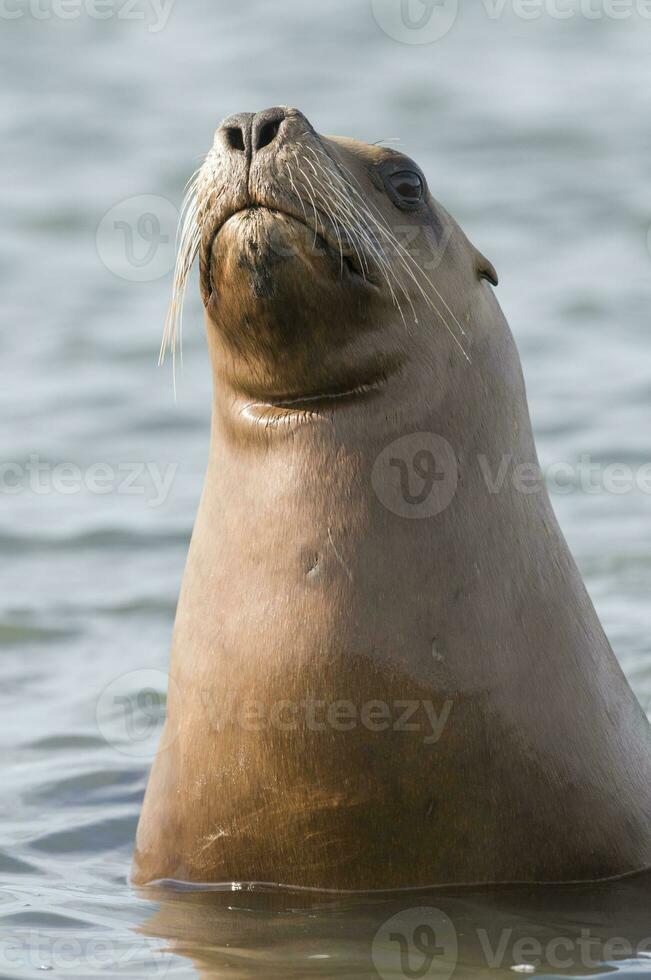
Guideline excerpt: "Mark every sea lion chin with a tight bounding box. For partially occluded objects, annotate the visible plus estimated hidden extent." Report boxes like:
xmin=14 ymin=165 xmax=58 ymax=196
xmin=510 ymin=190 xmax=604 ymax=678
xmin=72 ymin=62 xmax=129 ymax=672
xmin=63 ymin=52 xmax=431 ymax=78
xmin=135 ymin=106 xmax=651 ymax=891
xmin=206 ymin=206 xmax=374 ymax=357
xmin=211 ymin=206 xmax=367 ymax=299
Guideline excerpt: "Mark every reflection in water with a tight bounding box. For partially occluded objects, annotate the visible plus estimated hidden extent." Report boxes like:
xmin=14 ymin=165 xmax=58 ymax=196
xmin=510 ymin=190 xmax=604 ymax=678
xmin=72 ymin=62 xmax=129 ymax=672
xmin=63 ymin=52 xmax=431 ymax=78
xmin=140 ymin=873 xmax=651 ymax=978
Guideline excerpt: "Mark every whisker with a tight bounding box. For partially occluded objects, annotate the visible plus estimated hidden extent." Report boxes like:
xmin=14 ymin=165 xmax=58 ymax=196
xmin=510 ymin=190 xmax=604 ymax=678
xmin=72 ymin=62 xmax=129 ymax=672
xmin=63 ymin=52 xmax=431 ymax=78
xmin=159 ymin=155 xmax=207 ymax=395
xmin=306 ymin=161 xmax=373 ymax=280
xmin=284 ymin=161 xmax=311 ymax=229
xmin=303 ymin=156 xmax=409 ymax=324
xmin=303 ymin=148 xmax=420 ymax=325
xmin=291 ymin=151 xmax=325 ymax=249
xmin=322 ymin=150 xmax=469 ymax=343
xmin=301 ymin=157 xmax=352 ymax=279
xmin=303 ymin=143 xmax=470 ymax=360
xmin=304 ymin=148 xmax=416 ymax=297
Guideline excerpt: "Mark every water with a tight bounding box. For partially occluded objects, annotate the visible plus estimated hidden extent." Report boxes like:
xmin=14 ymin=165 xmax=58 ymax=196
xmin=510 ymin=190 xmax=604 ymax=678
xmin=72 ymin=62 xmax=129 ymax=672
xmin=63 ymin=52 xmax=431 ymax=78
xmin=2 ymin=0 xmax=651 ymax=976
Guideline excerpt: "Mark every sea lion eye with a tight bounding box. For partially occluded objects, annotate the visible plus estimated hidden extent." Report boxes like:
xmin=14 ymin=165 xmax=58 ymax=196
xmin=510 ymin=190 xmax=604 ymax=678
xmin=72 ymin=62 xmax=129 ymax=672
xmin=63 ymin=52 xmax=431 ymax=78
xmin=387 ymin=171 xmax=424 ymax=205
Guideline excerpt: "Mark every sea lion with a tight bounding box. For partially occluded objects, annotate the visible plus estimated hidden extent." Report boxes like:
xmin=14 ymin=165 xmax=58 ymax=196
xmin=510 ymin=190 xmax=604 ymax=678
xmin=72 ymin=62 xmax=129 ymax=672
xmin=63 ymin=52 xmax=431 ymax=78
xmin=133 ymin=106 xmax=651 ymax=890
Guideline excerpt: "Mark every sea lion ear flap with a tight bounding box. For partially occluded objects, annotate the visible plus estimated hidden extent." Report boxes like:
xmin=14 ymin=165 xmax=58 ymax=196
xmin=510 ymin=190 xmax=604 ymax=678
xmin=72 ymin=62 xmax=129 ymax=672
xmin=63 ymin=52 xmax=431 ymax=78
xmin=474 ymin=247 xmax=499 ymax=287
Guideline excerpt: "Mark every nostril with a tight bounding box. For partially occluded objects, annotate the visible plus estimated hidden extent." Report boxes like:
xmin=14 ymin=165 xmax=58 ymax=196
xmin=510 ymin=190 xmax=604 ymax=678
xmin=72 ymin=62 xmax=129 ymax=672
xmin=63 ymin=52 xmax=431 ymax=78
xmin=225 ymin=127 xmax=245 ymax=152
xmin=256 ymin=119 xmax=281 ymax=151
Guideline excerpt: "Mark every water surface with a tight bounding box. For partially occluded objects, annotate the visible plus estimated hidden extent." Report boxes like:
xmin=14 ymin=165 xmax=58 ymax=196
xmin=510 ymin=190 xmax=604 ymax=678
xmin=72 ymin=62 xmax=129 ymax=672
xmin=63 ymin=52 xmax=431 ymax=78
xmin=2 ymin=1 xmax=651 ymax=977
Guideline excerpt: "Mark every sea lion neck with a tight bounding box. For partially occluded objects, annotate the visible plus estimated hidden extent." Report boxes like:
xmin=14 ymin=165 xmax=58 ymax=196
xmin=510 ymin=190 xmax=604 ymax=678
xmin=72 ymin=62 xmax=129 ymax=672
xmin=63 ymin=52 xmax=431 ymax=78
xmin=203 ymin=313 xmax=413 ymax=439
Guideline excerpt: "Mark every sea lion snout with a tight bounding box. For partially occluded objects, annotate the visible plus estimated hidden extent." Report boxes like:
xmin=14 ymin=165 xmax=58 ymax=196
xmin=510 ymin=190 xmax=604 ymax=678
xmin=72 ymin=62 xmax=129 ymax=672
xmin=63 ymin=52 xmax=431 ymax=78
xmin=198 ymin=106 xmax=377 ymax=312
xmin=216 ymin=106 xmax=312 ymax=161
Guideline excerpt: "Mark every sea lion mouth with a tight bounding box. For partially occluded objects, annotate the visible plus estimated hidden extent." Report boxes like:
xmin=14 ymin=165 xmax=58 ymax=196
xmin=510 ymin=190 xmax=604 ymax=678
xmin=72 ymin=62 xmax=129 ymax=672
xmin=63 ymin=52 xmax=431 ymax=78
xmin=208 ymin=204 xmax=375 ymax=293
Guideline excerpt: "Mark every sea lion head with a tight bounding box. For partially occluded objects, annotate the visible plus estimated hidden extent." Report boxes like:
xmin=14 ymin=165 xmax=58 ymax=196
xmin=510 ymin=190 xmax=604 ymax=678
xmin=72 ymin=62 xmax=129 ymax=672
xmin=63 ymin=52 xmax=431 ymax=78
xmin=163 ymin=106 xmax=500 ymax=425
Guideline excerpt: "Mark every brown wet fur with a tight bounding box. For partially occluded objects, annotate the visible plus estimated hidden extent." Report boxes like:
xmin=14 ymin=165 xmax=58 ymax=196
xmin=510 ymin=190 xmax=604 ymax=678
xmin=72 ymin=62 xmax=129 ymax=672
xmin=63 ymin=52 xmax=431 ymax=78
xmin=133 ymin=107 xmax=651 ymax=890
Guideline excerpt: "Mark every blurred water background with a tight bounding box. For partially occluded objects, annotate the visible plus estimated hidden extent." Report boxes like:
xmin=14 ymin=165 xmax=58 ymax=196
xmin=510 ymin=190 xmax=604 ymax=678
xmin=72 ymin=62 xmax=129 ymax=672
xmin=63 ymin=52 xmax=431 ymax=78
xmin=2 ymin=0 xmax=651 ymax=976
